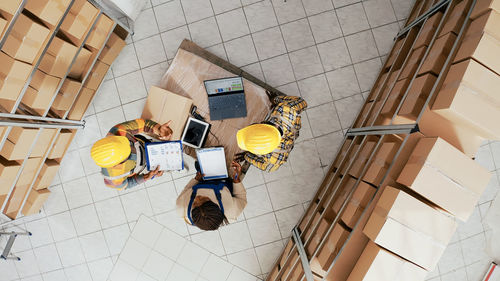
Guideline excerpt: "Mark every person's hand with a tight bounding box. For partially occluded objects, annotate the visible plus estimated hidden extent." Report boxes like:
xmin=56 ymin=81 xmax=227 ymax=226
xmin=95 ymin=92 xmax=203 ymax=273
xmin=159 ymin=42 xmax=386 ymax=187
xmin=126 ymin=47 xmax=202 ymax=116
xmin=155 ymin=120 xmax=173 ymax=140
xmin=144 ymin=166 xmax=163 ymax=180
xmin=195 ymin=172 xmax=205 ymax=181
xmin=231 ymin=161 xmax=242 ymax=183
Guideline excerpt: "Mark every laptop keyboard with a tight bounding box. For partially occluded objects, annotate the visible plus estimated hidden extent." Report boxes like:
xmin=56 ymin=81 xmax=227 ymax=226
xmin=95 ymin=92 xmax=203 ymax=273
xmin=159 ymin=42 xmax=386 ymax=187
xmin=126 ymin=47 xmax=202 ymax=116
xmin=209 ymin=94 xmax=247 ymax=120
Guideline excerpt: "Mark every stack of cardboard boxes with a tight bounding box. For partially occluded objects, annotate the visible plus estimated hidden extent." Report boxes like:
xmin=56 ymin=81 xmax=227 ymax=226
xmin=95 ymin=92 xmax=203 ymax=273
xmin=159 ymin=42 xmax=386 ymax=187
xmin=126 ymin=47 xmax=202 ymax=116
xmin=0 ymin=0 xmax=127 ymax=219
xmin=265 ymin=0 xmax=500 ymax=280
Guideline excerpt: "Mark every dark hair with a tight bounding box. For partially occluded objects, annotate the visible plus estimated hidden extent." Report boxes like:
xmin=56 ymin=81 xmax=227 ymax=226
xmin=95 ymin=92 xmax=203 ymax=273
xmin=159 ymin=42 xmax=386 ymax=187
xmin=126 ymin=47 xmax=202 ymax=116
xmin=191 ymin=201 xmax=228 ymax=231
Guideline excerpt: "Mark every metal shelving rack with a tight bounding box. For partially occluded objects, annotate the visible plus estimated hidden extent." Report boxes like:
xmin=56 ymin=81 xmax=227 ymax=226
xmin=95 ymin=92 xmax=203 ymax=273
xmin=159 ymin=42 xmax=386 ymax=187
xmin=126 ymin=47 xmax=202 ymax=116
xmin=0 ymin=0 xmax=131 ymax=224
xmin=265 ymin=0 xmax=478 ymax=279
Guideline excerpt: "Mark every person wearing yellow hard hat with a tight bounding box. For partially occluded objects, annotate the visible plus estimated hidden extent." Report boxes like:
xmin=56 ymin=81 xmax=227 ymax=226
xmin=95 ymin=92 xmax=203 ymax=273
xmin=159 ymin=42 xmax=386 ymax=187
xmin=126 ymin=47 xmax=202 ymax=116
xmin=235 ymin=95 xmax=307 ymax=172
xmin=91 ymin=118 xmax=173 ymax=190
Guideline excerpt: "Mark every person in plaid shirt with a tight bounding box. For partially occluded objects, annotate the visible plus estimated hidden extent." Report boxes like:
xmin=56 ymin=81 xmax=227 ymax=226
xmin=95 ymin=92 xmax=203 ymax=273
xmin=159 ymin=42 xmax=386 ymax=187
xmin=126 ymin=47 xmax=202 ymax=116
xmin=236 ymin=95 xmax=307 ymax=172
xmin=91 ymin=119 xmax=173 ymax=190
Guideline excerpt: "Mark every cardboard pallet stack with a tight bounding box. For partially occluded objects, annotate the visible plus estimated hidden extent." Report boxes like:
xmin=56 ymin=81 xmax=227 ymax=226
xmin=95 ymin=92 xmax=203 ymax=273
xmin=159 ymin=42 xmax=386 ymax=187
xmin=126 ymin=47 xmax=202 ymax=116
xmin=0 ymin=0 xmax=126 ymax=219
xmin=266 ymin=0 xmax=500 ymax=280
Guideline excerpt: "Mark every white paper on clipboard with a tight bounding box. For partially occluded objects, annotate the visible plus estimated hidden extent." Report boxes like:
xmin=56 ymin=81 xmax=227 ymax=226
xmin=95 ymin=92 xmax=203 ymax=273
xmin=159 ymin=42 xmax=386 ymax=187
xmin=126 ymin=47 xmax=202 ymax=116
xmin=196 ymin=147 xmax=228 ymax=180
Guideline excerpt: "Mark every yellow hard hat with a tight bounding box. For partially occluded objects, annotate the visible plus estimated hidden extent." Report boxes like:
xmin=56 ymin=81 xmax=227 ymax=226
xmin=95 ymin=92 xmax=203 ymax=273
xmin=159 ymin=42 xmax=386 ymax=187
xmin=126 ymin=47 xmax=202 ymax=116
xmin=237 ymin=124 xmax=281 ymax=155
xmin=91 ymin=136 xmax=131 ymax=168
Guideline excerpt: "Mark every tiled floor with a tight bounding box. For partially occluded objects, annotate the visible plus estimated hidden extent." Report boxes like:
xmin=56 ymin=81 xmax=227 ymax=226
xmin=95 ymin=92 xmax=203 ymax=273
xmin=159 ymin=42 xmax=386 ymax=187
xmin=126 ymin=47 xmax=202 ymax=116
xmin=0 ymin=0 xmax=498 ymax=280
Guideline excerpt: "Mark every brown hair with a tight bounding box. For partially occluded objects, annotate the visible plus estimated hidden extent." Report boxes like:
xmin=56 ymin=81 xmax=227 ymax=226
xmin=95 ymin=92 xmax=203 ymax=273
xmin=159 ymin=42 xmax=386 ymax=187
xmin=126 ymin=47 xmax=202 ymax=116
xmin=192 ymin=201 xmax=228 ymax=231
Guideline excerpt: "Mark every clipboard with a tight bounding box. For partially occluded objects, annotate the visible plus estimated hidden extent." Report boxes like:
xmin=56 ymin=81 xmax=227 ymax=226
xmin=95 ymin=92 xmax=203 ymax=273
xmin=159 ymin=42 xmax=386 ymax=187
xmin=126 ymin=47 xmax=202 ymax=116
xmin=145 ymin=141 xmax=184 ymax=171
xmin=196 ymin=147 xmax=228 ymax=180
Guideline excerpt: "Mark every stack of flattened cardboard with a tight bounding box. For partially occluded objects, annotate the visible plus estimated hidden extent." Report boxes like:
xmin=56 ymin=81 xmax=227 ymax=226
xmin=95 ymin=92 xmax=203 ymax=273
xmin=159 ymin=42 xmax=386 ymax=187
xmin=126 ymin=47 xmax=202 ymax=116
xmin=159 ymin=44 xmax=272 ymax=169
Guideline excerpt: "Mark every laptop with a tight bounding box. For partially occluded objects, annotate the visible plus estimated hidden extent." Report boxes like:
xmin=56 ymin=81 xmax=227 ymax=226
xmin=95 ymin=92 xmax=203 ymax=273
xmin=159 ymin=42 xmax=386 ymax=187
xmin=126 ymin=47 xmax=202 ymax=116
xmin=203 ymin=77 xmax=247 ymax=120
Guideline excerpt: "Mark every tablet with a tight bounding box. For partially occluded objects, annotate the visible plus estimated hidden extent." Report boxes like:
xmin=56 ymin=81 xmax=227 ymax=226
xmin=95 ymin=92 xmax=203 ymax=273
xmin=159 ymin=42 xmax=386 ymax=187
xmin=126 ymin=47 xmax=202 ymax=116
xmin=181 ymin=117 xmax=210 ymax=148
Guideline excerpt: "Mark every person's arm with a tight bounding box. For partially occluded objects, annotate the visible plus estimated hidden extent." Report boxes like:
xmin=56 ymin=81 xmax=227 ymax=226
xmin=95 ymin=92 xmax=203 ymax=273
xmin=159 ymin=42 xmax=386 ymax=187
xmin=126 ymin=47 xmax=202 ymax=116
xmin=244 ymin=152 xmax=270 ymax=171
xmin=102 ymin=170 xmax=146 ymax=190
xmin=175 ymin=178 xmax=199 ymax=218
xmin=107 ymin=119 xmax=159 ymax=142
xmin=273 ymin=96 xmax=308 ymax=113
xmin=230 ymin=181 xmax=247 ymax=218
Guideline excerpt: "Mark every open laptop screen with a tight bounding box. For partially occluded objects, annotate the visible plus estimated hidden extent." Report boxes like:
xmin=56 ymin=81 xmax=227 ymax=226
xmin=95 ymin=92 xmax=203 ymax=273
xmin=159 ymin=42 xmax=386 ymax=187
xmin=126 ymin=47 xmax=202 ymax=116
xmin=204 ymin=77 xmax=244 ymax=95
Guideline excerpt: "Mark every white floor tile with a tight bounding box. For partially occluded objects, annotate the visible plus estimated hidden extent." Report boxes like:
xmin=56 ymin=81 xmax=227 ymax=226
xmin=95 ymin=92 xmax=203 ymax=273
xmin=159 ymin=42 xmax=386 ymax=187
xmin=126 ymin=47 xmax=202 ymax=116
xmin=103 ymin=224 xmax=131 ymax=256
xmin=160 ymin=25 xmax=191 ymax=59
xmin=131 ymin=215 xmax=163 ymax=248
xmin=244 ymin=0 xmax=278 ymax=33
xmin=188 ymin=17 xmax=222 ymax=48
xmin=177 ymin=241 xmax=211 ymax=273
xmin=33 ymin=243 xmax=62 ymax=272
xmin=42 ymin=269 xmax=67 ymax=281
xmin=200 ymin=254 xmax=233 ymax=281
xmin=58 ymin=151 xmax=86 ymax=184
xmin=247 ymin=213 xmax=281 ymax=246
xmin=181 ymin=0 xmax=213 ymax=23
xmin=135 ymin=35 xmax=167 ymax=69
xmin=155 ymin=227 xmax=187 ymax=260
xmin=116 ymin=70 xmax=148 ymax=104
xmin=43 ymin=185 xmax=68 ymax=215
xmin=255 ymin=240 xmax=284 ymax=274
xmin=224 ymin=35 xmax=259 ymax=67
xmin=112 ymin=44 xmax=141 ymax=77
xmin=302 ymin=0 xmax=333 ymax=16
xmin=281 ymin=19 xmax=315 ymax=52
xmin=297 ymin=74 xmax=333 ymax=107
xmin=309 ymin=11 xmax=343 ymax=44
xmin=252 ymin=27 xmax=287 ymax=61
xmin=272 ymin=0 xmax=305 ymax=24
xmin=275 ymin=204 xmax=304 ymax=238
xmin=336 ymin=3 xmax=370 ymax=35
xmin=244 ymin=185 xmax=273 ymax=219
xmin=26 ymin=218 xmax=54 ymax=248
xmin=191 ymin=230 xmax=226 ymax=257
xmin=211 ymin=0 xmax=242 ymax=14
xmin=88 ymin=257 xmax=114 ymax=281
xmin=96 ymin=107 xmax=126 ymax=136
xmin=108 ymin=259 xmax=140 ymax=281
xmin=227 ymin=248 xmax=262 ymax=276
xmin=154 ymin=0 xmax=186 ymax=32
xmin=143 ymin=251 xmax=174 ymax=280
xmin=56 ymin=238 xmax=85 ymax=267
xmin=63 ymin=177 xmax=93 ymax=209
xmin=47 ymin=211 xmax=77 ymax=242
xmin=95 ymin=196 xmax=127 ymax=229
xmin=120 ymin=189 xmax=154 ymax=222
xmin=120 ymin=238 xmax=152 ymax=269
xmin=165 ymin=263 xmax=197 ymax=281
xmin=93 ymin=80 xmax=121 ymax=113
xmin=219 ymin=221 xmax=254 ymax=254
xmin=216 ymin=8 xmax=250 ymax=41
xmin=155 ymin=210 xmax=189 ymax=237
xmin=0 ymin=258 xmax=20 ymax=280
xmin=71 ymin=204 xmax=101 ymax=236
xmin=289 ymin=46 xmax=323 ymax=80
xmin=79 ymin=231 xmax=110 ymax=262
xmin=131 ymin=8 xmax=160 ymax=41
xmin=147 ymin=181 xmax=178 ymax=214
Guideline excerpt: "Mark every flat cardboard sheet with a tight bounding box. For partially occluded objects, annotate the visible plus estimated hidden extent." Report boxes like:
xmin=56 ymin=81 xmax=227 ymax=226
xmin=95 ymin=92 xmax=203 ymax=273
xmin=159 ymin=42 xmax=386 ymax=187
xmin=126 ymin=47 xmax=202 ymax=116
xmin=159 ymin=44 xmax=272 ymax=169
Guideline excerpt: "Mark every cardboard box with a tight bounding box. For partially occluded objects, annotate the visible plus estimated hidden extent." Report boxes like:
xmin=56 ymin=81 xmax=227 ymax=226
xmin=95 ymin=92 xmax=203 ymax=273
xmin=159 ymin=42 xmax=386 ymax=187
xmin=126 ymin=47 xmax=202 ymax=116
xmin=400 ymin=46 xmax=427 ymax=80
xmin=141 ymin=86 xmax=194 ymax=140
xmin=83 ymin=60 xmax=110 ymax=90
xmin=52 ymin=78 xmax=81 ymax=110
xmin=348 ymin=139 xmax=377 ymax=178
xmin=14 ymin=157 xmax=42 ymax=189
xmin=366 ymin=101 xmax=384 ymax=125
xmin=354 ymin=101 xmax=373 ymax=127
xmin=0 ymin=0 xmax=22 ymax=15
xmin=310 ymin=223 xmax=350 ymax=277
xmin=0 ymin=16 xmax=7 ymax=37
xmin=31 ymin=128 xmax=57 ymax=157
xmin=98 ymin=32 xmax=126 ymax=65
xmin=60 ymin=0 xmax=99 ymax=44
xmin=397 ymin=137 xmax=491 ymax=221
xmin=68 ymin=47 xmax=92 ymax=80
xmin=432 ymin=59 xmax=500 ymax=139
xmin=68 ymin=87 xmax=95 ymax=120
xmin=347 ymin=241 xmax=428 ymax=281
xmin=0 ymin=51 xmax=32 ymax=101
xmin=305 ymin=213 xmax=330 ymax=257
xmin=25 ymin=0 xmax=71 ymax=27
xmin=399 ymin=74 xmax=437 ymax=119
xmin=2 ymin=13 xmax=50 ymax=64
xmin=21 ymin=188 xmax=50 ymax=216
xmin=439 ymin=0 xmax=470 ymax=36
xmin=48 ymin=130 xmax=73 ymax=159
xmin=299 ymin=200 xmax=318 ymax=233
xmin=417 ymin=106 xmax=484 ymax=158
xmin=381 ymin=79 xmax=409 ymax=117
xmin=33 ymin=159 xmax=59 ymax=190
xmin=0 ymin=157 xmax=21 ymax=194
xmin=455 ymin=32 xmax=500 ymax=76
xmin=341 ymin=181 xmax=376 ymax=228
xmin=470 ymin=0 xmax=500 ymax=19
xmin=364 ymin=186 xmax=457 ymax=270
xmin=333 ymin=139 xmax=352 ymax=171
xmin=39 ymin=36 xmax=78 ymax=78
xmin=0 ymin=128 xmax=38 ymax=160
xmin=465 ymin=10 xmax=500 ymax=41
xmin=363 ymin=139 xmax=400 ymax=186
xmin=21 ymin=70 xmax=60 ymax=110
xmin=419 ymin=32 xmax=457 ymax=76
xmin=384 ymin=38 xmax=404 ymax=69
xmin=85 ymin=15 xmax=114 ymax=50
xmin=414 ymin=11 xmax=443 ymax=49
xmin=332 ymin=176 xmax=358 ymax=213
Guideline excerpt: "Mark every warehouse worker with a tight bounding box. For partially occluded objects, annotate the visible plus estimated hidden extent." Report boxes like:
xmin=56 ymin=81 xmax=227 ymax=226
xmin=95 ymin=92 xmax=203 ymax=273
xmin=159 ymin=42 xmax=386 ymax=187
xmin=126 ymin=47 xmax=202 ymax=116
xmin=176 ymin=161 xmax=246 ymax=231
xmin=91 ymin=119 xmax=173 ymax=190
xmin=236 ymin=95 xmax=307 ymax=172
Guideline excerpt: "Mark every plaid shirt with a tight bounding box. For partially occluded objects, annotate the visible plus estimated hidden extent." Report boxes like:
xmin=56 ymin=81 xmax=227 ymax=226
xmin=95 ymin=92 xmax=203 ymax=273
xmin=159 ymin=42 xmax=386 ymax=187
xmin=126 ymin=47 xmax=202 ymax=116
xmin=101 ymin=119 xmax=159 ymax=189
xmin=244 ymin=96 xmax=307 ymax=172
